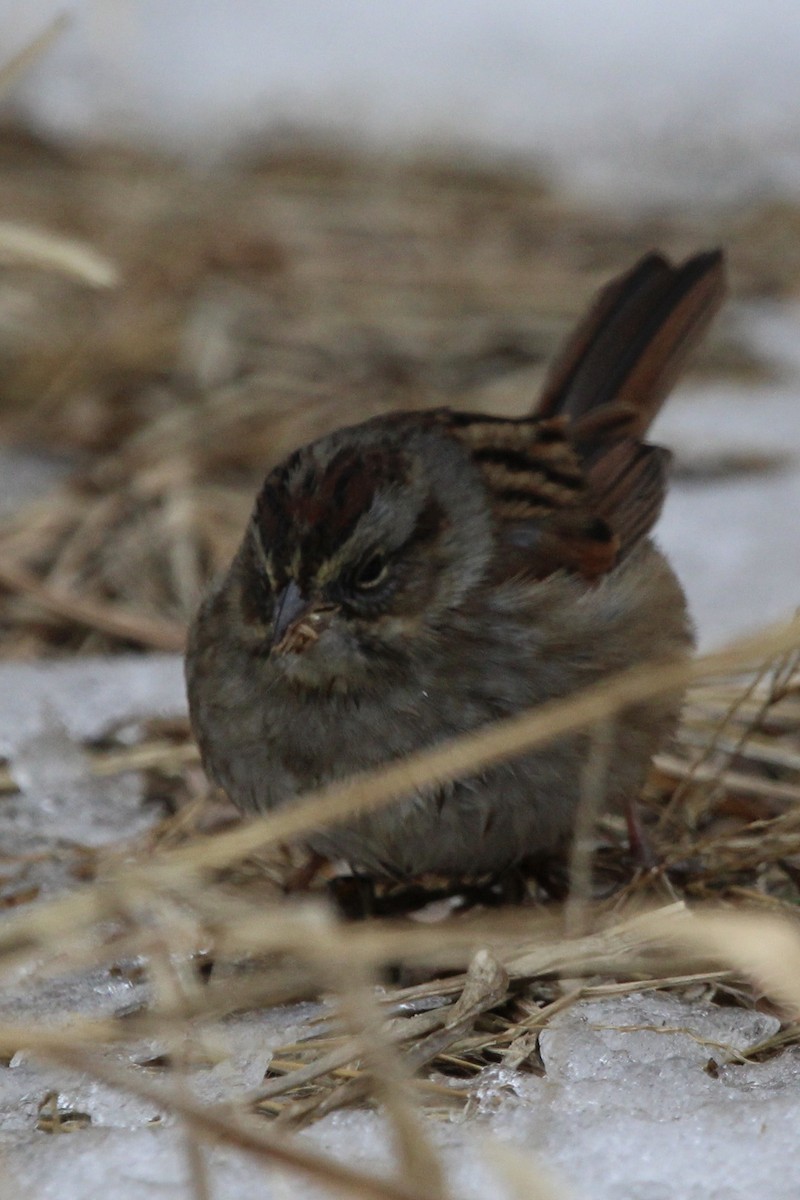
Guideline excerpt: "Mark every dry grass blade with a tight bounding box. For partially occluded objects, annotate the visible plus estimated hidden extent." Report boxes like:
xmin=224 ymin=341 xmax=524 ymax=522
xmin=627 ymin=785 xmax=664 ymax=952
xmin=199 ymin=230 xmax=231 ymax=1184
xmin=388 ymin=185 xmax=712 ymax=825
xmin=0 ymin=557 xmax=186 ymax=650
xmin=661 ymin=660 xmax=773 ymax=817
xmin=656 ymin=753 xmax=800 ymax=805
xmin=658 ymin=644 xmax=800 ymax=830
xmin=158 ymin=614 xmax=800 ymax=879
xmin=653 ymin=909 xmax=800 ymax=1019
xmin=252 ymin=1009 xmax=447 ymax=1105
xmin=587 ymin=1020 xmax=764 ymax=1065
xmin=399 ymin=949 xmax=511 ymax=1073
xmin=505 ymin=903 xmax=692 ymax=980
xmin=267 ymin=950 xmax=520 ymax=1122
xmin=0 ymin=220 xmax=119 ymax=287
xmin=265 ymin=947 xmax=514 ymax=1124
xmin=481 ymin=1139 xmax=570 ymax=1200
xmin=565 ymin=719 xmax=615 ymax=939
xmin=295 ymin=920 xmax=448 ymax=1198
xmin=0 ymin=617 xmax=796 ymax=970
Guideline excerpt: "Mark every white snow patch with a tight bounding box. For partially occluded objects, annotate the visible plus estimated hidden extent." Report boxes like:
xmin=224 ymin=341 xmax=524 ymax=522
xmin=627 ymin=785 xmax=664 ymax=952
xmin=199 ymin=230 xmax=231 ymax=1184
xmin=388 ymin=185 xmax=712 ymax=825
xmin=0 ymin=652 xmax=799 ymax=1197
xmin=5 ymin=2 xmax=800 ymax=204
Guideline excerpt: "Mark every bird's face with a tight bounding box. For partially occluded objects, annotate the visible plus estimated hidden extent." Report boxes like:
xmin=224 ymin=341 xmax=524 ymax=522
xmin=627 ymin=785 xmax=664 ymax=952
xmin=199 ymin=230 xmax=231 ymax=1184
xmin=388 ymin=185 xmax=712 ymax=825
xmin=235 ymin=420 xmax=494 ymax=690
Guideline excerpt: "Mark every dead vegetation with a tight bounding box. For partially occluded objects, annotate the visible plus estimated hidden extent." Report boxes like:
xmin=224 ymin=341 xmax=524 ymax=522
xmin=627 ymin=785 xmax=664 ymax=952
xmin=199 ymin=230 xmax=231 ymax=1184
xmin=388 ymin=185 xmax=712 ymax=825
xmin=0 ymin=624 xmax=798 ymax=1200
xmin=1 ymin=122 xmax=800 ymax=1198
xmin=0 ymin=122 xmax=793 ymax=656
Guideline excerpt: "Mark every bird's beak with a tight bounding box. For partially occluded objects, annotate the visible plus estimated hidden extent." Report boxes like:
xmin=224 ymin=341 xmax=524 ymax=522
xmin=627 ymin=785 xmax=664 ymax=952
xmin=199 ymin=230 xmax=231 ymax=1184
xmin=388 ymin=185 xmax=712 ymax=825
xmin=271 ymin=580 xmax=337 ymax=653
xmin=272 ymin=579 xmax=308 ymax=645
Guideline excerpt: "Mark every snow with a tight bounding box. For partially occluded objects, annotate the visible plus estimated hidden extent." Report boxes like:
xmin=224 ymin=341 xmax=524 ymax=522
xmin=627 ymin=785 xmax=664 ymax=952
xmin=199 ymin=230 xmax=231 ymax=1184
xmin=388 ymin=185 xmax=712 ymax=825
xmin=531 ymin=994 xmax=799 ymax=1200
xmin=2 ymin=7 xmax=800 ymax=1189
xmin=0 ymin=656 xmax=184 ymax=898
xmin=2 ymin=966 xmax=799 ymax=1199
xmin=5 ymin=2 xmax=800 ymax=205
xmin=0 ymin=656 xmax=185 ymax=760
xmin=0 ymin=323 xmax=798 ymax=1199
xmin=7 ymin=723 xmax=153 ymax=848
xmin=0 ymin=634 xmax=799 ymax=1196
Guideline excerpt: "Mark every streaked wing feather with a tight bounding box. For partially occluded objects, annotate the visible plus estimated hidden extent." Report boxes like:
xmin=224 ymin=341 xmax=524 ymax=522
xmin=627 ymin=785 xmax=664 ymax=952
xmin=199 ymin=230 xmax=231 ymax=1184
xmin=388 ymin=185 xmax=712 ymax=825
xmin=442 ymin=250 xmax=726 ymax=581
xmin=589 ymin=442 xmax=671 ymax=555
xmin=443 ymin=412 xmax=586 ymax=521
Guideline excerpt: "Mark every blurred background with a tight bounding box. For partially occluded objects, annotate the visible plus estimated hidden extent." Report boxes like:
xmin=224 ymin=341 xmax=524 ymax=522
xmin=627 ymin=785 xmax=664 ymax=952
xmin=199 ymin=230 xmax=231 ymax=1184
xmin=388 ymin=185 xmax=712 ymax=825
xmin=1 ymin=1 xmax=800 ymax=655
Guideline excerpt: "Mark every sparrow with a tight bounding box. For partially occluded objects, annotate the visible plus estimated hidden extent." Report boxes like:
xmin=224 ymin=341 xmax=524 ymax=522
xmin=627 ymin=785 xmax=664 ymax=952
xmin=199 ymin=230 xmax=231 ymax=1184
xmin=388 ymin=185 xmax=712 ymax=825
xmin=186 ymin=249 xmax=726 ymax=879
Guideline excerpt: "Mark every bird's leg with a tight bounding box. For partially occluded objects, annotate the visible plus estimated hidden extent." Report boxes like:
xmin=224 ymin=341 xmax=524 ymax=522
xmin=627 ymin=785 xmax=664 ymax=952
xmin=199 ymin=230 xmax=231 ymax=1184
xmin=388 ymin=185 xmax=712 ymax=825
xmin=282 ymin=849 xmax=328 ymax=893
xmin=327 ymin=872 xmax=377 ymax=919
xmin=624 ymin=793 xmax=657 ymax=870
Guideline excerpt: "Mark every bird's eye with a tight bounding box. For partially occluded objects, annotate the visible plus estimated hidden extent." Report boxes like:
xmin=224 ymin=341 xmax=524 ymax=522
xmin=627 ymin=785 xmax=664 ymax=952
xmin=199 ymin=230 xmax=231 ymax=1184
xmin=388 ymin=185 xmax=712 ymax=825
xmin=353 ymin=553 xmax=388 ymax=590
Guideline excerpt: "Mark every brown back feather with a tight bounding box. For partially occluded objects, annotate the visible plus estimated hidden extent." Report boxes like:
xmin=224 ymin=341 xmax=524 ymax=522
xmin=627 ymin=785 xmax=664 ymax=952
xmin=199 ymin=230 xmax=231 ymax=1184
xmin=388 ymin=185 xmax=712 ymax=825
xmin=442 ymin=250 xmax=727 ymax=581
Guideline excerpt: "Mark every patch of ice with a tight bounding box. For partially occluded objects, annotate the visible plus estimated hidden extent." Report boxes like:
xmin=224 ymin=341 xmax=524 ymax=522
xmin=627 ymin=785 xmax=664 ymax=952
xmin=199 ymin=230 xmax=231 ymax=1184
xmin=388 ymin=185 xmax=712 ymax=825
xmin=6 ymin=723 xmax=151 ymax=848
xmin=0 ymin=657 xmax=186 ymax=897
xmin=538 ymin=991 xmax=781 ymax=1082
xmin=0 ymin=987 xmax=798 ymax=1199
xmin=0 ymin=657 xmax=186 ymax=759
xmin=484 ymin=992 xmax=800 ymax=1200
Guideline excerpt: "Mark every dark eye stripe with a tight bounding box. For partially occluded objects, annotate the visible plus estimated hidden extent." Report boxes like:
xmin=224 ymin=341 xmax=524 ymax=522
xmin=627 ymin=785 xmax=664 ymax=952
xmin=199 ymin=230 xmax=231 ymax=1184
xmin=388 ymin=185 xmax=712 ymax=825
xmin=312 ymin=494 xmax=446 ymax=608
xmin=339 ymin=495 xmax=446 ymax=588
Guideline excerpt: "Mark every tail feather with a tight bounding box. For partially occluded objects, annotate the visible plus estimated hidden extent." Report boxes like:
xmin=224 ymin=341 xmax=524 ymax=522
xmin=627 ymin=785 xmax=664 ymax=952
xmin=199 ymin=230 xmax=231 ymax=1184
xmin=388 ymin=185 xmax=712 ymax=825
xmin=444 ymin=250 xmax=726 ymax=581
xmin=535 ymin=250 xmax=726 ymax=438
